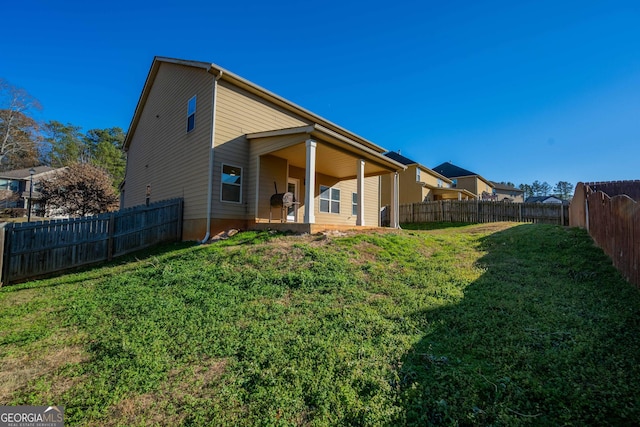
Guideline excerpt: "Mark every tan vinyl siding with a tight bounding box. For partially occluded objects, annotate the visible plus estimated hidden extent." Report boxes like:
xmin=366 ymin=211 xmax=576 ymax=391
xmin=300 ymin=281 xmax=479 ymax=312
xmin=288 ymin=165 xmax=306 ymax=221
xmin=380 ymin=173 xmax=392 ymax=207
xmin=421 ymin=169 xmax=441 ymax=189
xmin=421 ymin=186 xmax=432 ymax=202
xmin=479 ymin=178 xmax=494 ymax=194
xmin=381 ymin=167 xmax=422 ymax=205
xmin=213 ymin=81 xmax=311 ymax=220
xmin=364 ymin=176 xmax=380 ymax=226
xmin=315 ymin=174 xmax=379 ymax=226
xmin=400 ymin=165 xmax=423 ymax=204
xmin=455 ymin=176 xmax=478 ymax=195
xmin=123 ymin=62 xmax=212 ymax=220
xmin=257 ymin=155 xmax=288 ymax=221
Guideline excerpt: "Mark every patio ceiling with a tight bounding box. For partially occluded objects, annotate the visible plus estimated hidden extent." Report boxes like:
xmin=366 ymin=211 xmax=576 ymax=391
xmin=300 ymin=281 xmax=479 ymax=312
xmin=248 ymin=124 xmax=405 ymax=179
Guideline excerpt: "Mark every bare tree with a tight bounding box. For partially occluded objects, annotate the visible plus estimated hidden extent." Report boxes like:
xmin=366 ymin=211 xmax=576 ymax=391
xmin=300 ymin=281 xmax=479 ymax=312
xmin=39 ymin=163 xmax=119 ymax=217
xmin=0 ymin=189 xmax=19 ymax=208
xmin=0 ymin=79 xmax=42 ymax=170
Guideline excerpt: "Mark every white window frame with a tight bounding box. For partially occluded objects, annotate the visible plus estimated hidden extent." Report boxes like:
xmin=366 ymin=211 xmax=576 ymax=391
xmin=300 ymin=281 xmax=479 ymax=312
xmin=220 ymin=164 xmax=242 ymax=204
xmin=416 ymin=168 xmax=421 ymax=182
xmin=352 ymin=192 xmax=358 ymax=216
xmin=186 ymin=95 xmax=196 ymax=132
xmin=319 ymin=185 xmax=340 ymax=214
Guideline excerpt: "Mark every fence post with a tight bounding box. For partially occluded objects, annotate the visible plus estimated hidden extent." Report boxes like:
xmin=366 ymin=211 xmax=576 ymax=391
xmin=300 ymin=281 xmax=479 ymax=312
xmin=518 ymin=203 xmax=522 ymax=222
xmin=177 ymin=199 xmax=184 ymax=240
xmin=585 ymin=196 xmax=590 ymax=232
xmin=0 ymin=224 xmax=5 ymax=286
xmin=1 ymin=223 xmax=13 ymax=286
xmin=107 ymin=213 xmax=116 ymax=261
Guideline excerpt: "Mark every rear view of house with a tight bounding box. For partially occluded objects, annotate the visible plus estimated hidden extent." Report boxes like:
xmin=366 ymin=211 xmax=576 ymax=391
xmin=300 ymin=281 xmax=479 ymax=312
xmin=0 ymin=166 xmax=62 ymax=217
xmin=380 ymin=152 xmax=476 ymax=205
xmin=432 ymin=161 xmax=495 ymax=200
xmin=122 ymin=57 xmax=405 ymax=240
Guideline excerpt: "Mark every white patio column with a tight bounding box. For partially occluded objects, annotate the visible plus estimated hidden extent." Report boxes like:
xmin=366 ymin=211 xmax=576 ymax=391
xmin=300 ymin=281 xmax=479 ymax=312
xmin=304 ymin=139 xmax=317 ymax=224
xmin=458 ymin=192 xmax=462 ymax=201
xmin=356 ymin=159 xmax=365 ymax=226
xmin=390 ymin=172 xmax=399 ymax=228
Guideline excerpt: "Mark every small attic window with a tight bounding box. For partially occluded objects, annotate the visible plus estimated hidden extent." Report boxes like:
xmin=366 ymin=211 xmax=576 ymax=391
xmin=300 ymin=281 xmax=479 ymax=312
xmin=186 ymin=95 xmax=196 ymax=132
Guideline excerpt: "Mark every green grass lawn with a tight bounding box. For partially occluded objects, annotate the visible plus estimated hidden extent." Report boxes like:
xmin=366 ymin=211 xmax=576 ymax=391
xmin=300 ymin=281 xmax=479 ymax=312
xmin=1 ymin=223 xmax=639 ymax=426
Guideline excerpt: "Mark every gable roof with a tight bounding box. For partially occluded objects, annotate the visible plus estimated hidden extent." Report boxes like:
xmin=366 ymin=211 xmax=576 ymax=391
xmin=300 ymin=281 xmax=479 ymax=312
xmin=432 ymin=161 xmax=495 ymax=189
xmin=490 ymin=181 xmax=524 ymax=193
xmin=124 ymin=57 xmax=388 ymax=154
xmin=525 ymin=195 xmax=563 ymax=203
xmin=384 ymin=151 xmax=418 ymax=166
xmin=0 ymin=166 xmax=55 ymax=180
xmin=432 ymin=162 xmax=477 ymax=178
xmin=383 ymin=152 xmax=452 ymax=183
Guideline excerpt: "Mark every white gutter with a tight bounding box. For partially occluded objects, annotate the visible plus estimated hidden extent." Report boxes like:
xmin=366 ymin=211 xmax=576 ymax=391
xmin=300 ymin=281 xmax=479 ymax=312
xmin=201 ymin=69 xmax=223 ymax=243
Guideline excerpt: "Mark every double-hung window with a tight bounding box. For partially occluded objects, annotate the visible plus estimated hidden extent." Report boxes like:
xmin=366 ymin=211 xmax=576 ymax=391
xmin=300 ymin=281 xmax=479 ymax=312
xmin=416 ymin=168 xmax=421 ymax=182
xmin=186 ymin=95 xmax=196 ymax=132
xmin=221 ymin=164 xmax=242 ymax=203
xmin=319 ymin=185 xmax=340 ymax=213
xmin=352 ymin=192 xmax=358 ymax=215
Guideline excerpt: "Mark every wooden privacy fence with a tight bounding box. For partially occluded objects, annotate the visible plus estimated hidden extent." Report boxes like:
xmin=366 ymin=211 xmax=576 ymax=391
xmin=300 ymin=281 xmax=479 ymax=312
xmin=0 ymin=198 xmax=183 ymax=285
xmin=570 ymin=182 xmax=640 ymax=289
xmin=399 ymin=200 xmax=569 ymax=225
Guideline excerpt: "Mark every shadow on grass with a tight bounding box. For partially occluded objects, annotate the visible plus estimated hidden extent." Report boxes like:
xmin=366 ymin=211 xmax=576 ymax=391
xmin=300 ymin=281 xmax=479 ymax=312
xmin=401 ymin=222 xmax=474 ymax=231
xmin=397 ymin=224 xmax=640 ymax=426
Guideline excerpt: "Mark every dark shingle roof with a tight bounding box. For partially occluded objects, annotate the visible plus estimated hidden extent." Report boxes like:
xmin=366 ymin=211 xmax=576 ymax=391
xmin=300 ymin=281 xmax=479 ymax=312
xmin=0 ymin=166 xmax=54 ymax=179
xmin=490 ymin=181 xmax=524 ymax=192
xmin=432 ymin=162 xmax=477 ymax=178
xmin=383 ymin=151 xmax=418 ymax=166
xmin=525 ymin=195 xmax=563 ymax=203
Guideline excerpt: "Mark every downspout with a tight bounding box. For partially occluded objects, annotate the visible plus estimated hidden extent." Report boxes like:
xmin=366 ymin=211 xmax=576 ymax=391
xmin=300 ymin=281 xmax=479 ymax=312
xmin=201 ymin=69 xmax=224 ymax=243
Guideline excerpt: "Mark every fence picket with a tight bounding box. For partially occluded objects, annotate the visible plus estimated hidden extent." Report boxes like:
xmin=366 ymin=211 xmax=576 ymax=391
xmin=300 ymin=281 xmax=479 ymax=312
xmin=398 ymin=200 xmax=568 ymax=226
xmin=0 ymin=198 xmax=183 ymax=285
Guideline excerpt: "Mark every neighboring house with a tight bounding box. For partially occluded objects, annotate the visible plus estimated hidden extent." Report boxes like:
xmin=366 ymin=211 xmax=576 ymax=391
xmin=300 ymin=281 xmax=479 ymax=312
xmin=490 ymin=181 xmax=525 ymax=203
xmin=525 ymin=195 xmax=564 ymax=204
xmin=122 ymin=57 xmax=406 ymax=241
xmin=0 ymin=166 xmax=59 ymax=216
xmin=380 ymin=152 xmax=476 ymax=205
xmin=432 ymin=162 xmax=495 ymax=199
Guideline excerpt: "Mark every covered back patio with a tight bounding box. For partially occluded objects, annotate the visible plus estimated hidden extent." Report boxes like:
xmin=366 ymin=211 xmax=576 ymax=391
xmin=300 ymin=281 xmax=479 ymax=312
xmin=247 ymin=124 xmax=405 ymax=233
xmin=428 ymin=185 xmax=476 ymax=201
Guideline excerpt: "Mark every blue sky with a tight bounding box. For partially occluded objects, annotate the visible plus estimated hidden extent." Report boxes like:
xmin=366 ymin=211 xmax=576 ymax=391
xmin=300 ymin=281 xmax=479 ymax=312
xmin=1 ymin=0 xmax=638 ymax=189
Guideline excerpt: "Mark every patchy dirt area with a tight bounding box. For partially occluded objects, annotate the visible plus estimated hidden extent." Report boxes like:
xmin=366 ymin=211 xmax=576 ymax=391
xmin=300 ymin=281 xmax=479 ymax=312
xmin=102 ymin=358 xmax=229 ymax=427
xmin=0 ymin=334 xmax=88 ymax=404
